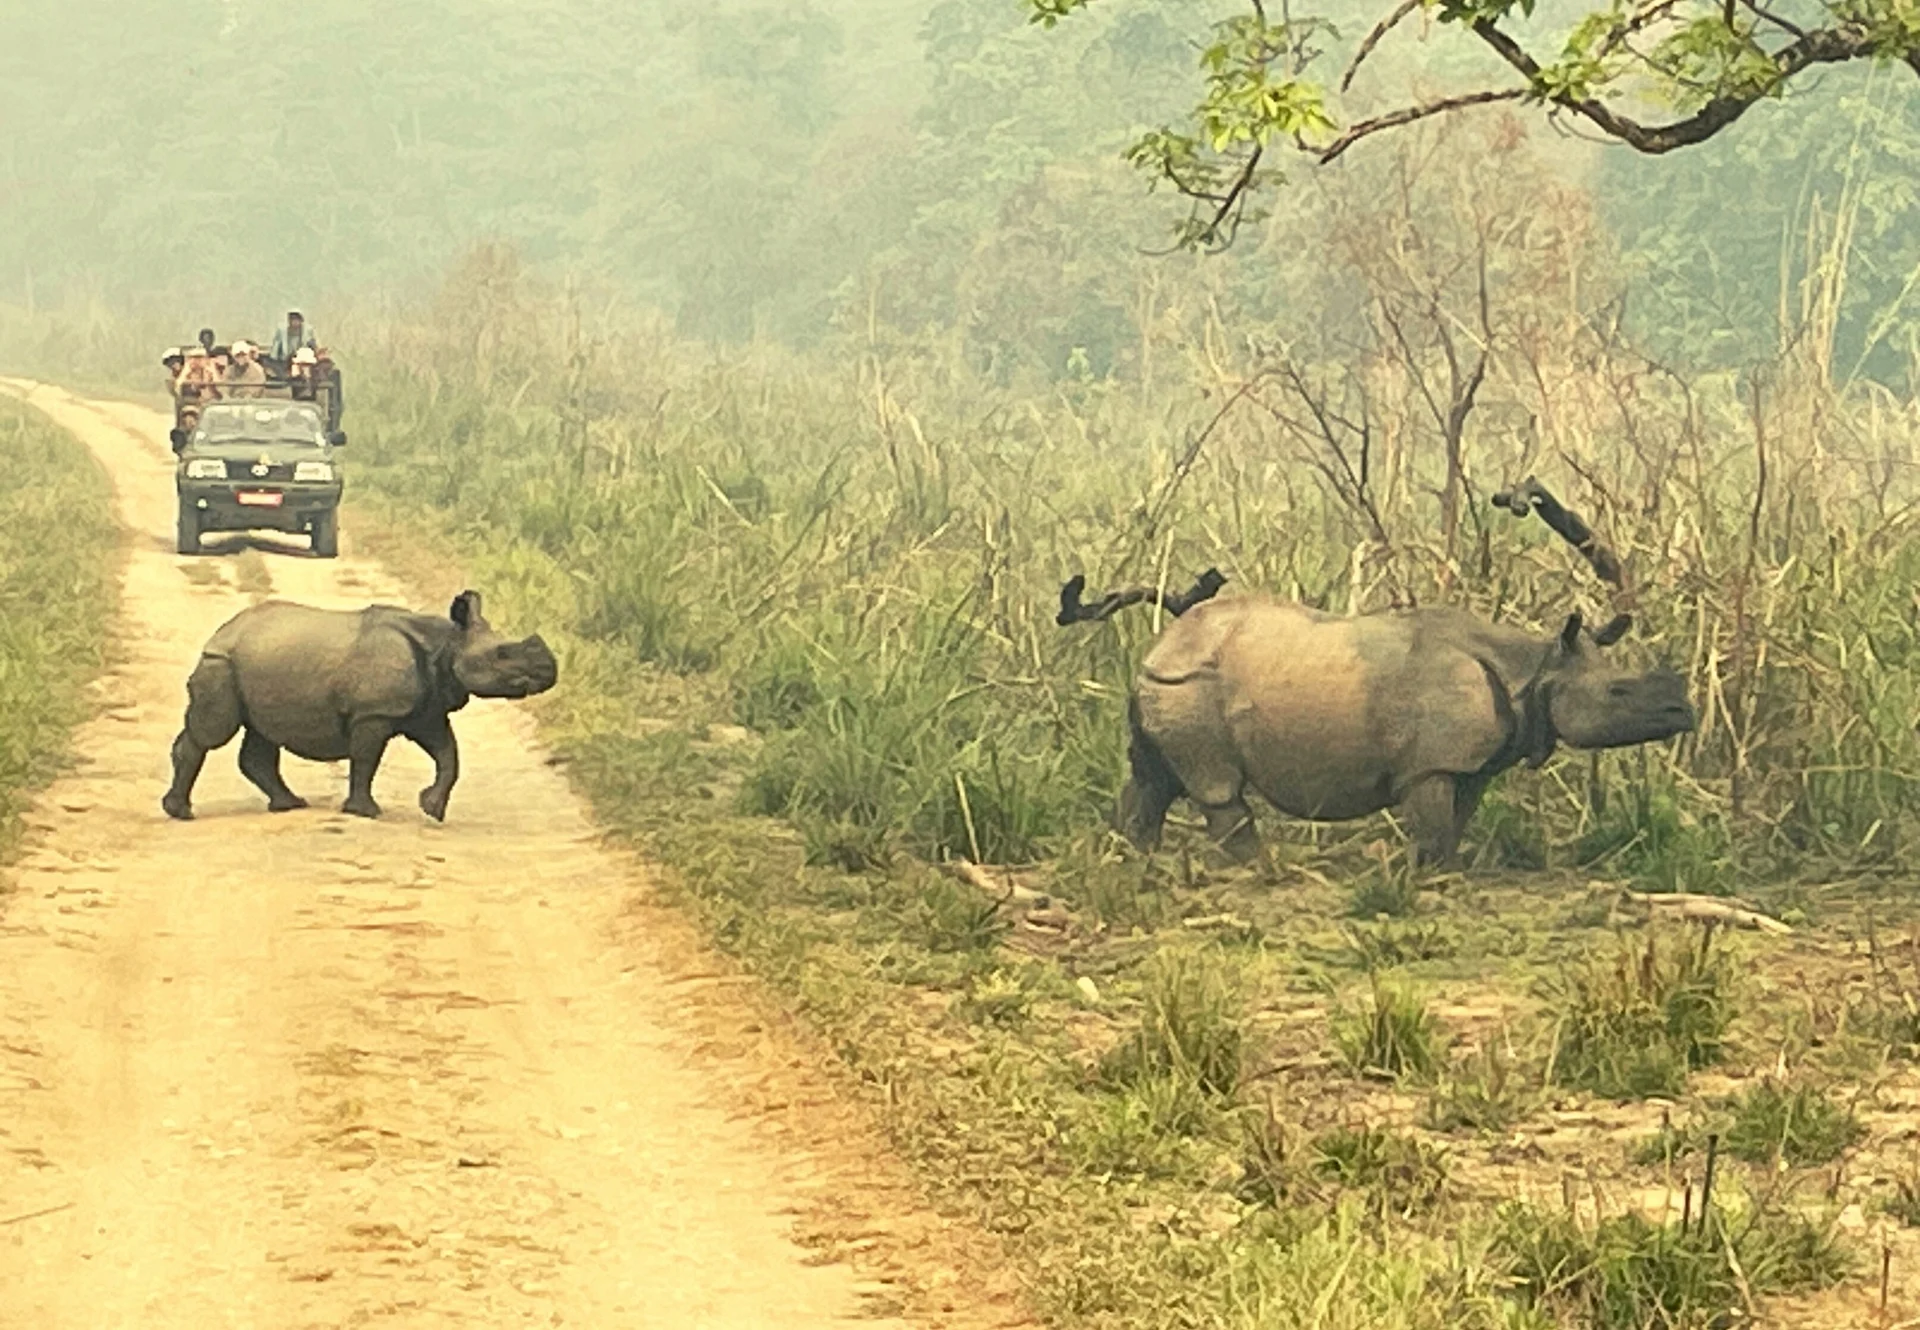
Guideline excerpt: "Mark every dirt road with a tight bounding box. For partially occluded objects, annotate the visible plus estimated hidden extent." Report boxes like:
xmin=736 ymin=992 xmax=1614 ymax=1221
xmin=0 ymin=384 xmax=995 ymax=1328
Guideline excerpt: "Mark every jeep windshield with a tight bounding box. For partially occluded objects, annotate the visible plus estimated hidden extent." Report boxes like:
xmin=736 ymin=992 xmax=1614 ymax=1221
xmin=191 ymin=403 xmax=327 ymax=446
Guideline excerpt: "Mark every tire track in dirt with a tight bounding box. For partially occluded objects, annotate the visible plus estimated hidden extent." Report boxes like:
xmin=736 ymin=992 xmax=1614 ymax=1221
xmin=0 ymin=383 xmax=1012 ymax=1329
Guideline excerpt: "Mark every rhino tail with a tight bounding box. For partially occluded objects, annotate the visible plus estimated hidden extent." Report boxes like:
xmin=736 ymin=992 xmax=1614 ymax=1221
xmin=1116 ymin=692 xmax=1183 ymax=850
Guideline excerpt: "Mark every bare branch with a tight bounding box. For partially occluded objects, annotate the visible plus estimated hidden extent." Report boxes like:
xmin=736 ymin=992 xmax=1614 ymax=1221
xmin=1341 ymin=0 xmax=1423 ymax=91
xmin=1493 ymin=476 xmax=1627 ymax=590
xmin=1196 ymin=145 xmax=1265 ymax=251
xmin=1735 ymin=0 xmax=1808 ymax=40
xmin=1317 ymin=89 xmax=1526 ymax=163
xmin=1056 ymin=569 xmax=1229 ymax=625
xmin=1597 ymin=0 xmax=1687 ymax=57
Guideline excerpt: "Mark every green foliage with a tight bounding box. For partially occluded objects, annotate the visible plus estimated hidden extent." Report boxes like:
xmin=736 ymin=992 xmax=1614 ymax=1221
xmin=1309 ymin=1123 xmax=1452 ymax=1215
xmin=1722 ymin=1082 xmax=1863 ymax=1167
xmin=1426 ymin=1039 xmax=1539 ymax=1133
xmin=1099 ymin=947 xmax=1246 ymax=1102
xmin=1333 ymin=975 xmax=1444 ymax=1081
xmin=0 ymin=401 xmax=117 ymax=859
xmin=1879 ymin=1156 xmax=1920 ymax=1227
xmin=1604 ymin=64 xmax=1920 ymax=386
xmin=1545 ymin=932 xmax=1735 ymax=1099
xmin=1032 ymin=0 xmax=1920 ymax=251
xmin=1495 ymin=1199 xmax=1849 ymax=1329
xmin=1573 ymin=780 xmax=1735 ymax=896
xmin=907 ymin=872 xmax=1009 ymax=955
xmin=1346 ymin=856 xmax=1422 ymax=919
xmin=1222 ymin=1200 xmax=1546 ymax=1330
xmin=1639 ymin=1081 xmax=1864 ymax=1169
xmin=1341 ymin=919 xmax=1458 ymax=971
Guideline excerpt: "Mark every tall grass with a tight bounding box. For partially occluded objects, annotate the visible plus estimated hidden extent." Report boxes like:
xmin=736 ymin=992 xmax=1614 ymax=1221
xmin=0 ymin=399 xmax=118 ymax=857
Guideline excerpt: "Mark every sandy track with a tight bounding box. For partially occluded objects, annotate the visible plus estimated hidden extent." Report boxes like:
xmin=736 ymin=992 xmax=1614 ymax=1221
xmin=0 ymin=384 xmax=979 ymax=1328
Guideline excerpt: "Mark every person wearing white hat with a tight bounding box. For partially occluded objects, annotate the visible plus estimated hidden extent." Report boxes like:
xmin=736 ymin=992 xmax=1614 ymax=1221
xmin=224 ymin=339 xmax=268 ymax=398
xmin=289 ymin=344 xmax=319 ymax=401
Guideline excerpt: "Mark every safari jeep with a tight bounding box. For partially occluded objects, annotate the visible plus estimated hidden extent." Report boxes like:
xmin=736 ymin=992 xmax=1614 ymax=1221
xmin=172 ymin=401 xmax=347 ymax=557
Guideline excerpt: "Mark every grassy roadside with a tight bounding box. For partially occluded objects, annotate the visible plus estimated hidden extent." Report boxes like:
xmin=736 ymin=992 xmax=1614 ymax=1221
xmin=0 ymin=398 xmax=120 ymax=859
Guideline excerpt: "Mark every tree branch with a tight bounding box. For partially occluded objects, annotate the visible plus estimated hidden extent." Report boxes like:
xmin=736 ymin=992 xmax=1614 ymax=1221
xmin=1317 ymin=89 xmax=1527 ymax=163
xmin=1470 ymin=17 xmax=1913 ymax=153
xmin=1341 ymin=0 xmax=1423 ymax=91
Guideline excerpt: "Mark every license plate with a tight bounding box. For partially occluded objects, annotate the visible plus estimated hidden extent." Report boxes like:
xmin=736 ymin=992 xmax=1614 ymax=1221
xmin=236 ymin=491 xmax=284 ymax=508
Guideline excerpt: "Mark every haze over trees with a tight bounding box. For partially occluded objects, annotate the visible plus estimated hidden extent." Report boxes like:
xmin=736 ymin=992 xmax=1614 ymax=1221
xmin=4 ymin=0 xmax=1917 ymax=383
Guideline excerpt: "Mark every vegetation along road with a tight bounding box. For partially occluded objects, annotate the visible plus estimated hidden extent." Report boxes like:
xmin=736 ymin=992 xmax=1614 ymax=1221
xmin=0 ymin=383 xmax=1022 ymax=1329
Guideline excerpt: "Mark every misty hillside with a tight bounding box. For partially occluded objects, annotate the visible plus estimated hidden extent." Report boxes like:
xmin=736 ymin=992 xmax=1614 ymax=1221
xmin=4 ymin=0 xmax=1918 ymax=376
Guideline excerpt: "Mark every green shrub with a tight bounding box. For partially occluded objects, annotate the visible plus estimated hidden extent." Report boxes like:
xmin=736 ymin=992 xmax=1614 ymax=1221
xmin=1333 ymin=976 xmax=1444 ymax=1081
xmin=1426 ymin=1039 xmax=1538 ymax=1133
xmin=1099 ymin=947 xmax=1246 ymax=1101
xmin=1638 ymin=1081 xmax=1863 ymax=1169
xmin=1495 ymin=1197 xmax=1848 ymax=1329
xmin=1545 ymin=931 xmax=1734 ymax=1099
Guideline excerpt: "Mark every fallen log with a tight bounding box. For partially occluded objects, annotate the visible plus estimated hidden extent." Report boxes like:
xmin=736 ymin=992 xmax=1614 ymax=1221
xmin=948 ymin=858 xmax=1053 ymax=908
xmin=1056 ymin=568 xmax=1228 ymax=626
xmin=1618 ymin=889 xmax=1791 ymax=935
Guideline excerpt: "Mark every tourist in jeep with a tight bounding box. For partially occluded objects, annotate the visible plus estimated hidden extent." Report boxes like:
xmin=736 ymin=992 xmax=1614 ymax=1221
xmin=271 ymin=310 xmax=315 ymax=363
xmin=176 ymin=346 xmax=222 ymax=405
xmin=224 ymin=340 xmax=267 ymax=398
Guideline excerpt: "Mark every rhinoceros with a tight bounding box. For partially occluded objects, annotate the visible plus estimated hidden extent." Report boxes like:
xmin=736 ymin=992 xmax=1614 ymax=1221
xmin=161 ymin=590 xmax=558 ymax=823
xmin=1119 ymin=596 xmax=1695 ymax=867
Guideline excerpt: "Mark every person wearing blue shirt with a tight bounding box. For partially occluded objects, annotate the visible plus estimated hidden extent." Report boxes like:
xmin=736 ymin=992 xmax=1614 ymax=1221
xmin=270 ymin=310 xmax=315 ymax=362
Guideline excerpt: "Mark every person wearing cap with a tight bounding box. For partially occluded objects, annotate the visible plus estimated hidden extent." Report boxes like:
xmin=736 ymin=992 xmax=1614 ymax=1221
xmin=224 ymin=340 xmax=268 ymax=398
xmin=314 ymin=345 xmax=344 ymax=429
xmin=270 ymin=310 xmax=315 ymax=363
xmin=162 ymin=348 xmax=187 ymax=397
xmin=177 ymin=346 xmax=223 ymax=405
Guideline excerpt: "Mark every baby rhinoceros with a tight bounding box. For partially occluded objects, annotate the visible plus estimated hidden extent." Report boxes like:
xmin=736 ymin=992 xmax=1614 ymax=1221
xmin=1120 ymin=596 xmax=1695 ymax=868
xmin=162 ymin=590 xmax=558 ymax=823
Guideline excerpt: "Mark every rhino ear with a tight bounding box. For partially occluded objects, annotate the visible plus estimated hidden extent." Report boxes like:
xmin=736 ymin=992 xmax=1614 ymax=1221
xmin=1559 ymin=613 xmax=1583 ymax=653
xmin=450 ymin=590 xmax=484 ymax=630
xmin=1593 ymin=613 xmax=1632 ymax=647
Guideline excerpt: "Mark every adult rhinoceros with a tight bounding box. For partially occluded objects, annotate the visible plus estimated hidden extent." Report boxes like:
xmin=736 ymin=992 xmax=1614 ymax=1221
xmin=1119 ymin=596 xmax=1694 ymax=867
xmin=162 ymin=590 xmax=557 ymax=823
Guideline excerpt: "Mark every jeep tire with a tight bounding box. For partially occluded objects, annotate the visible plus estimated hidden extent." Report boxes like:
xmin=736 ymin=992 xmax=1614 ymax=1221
xmin=311 ymin=509 xmax=339 ymax=559
xmin=176 ymin=499 xmax=202 ymax=556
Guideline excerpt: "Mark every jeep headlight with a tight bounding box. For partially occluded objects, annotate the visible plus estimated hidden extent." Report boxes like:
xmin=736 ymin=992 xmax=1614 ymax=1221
xmin=184 ymin=458 xmax=225 ymax=479
xmin=293 ymin=461 xmax=335 ymax=483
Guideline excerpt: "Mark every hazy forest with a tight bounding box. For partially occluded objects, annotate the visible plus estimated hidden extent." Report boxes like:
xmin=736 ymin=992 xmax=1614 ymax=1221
xmin=9 ymin=0 xmax=1920 ymax=1324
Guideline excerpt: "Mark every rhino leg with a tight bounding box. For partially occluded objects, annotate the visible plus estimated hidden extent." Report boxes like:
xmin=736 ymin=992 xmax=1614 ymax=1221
xmin=1402 ymin=773 xmax=1492 ymax=869
xmin=1115 ymin=698 xmax=1182 ymax=850
xmin=162 ymin=653 xmax=244 ymax=821
xmin=1131 ymin=678 xmax=1258 ymax=861
xmin=1198 ymin=798 xmax=1260 ymax=863
xmin=238 ymin=727 xmax=307 ymax=812
xmin=406 ymin=719 xmax=459 ymax=823
xmin=341 ymin=718 xmax=394 ymax=819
